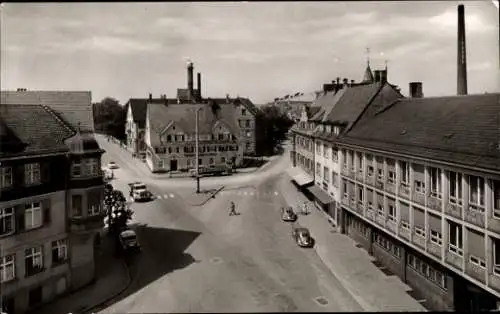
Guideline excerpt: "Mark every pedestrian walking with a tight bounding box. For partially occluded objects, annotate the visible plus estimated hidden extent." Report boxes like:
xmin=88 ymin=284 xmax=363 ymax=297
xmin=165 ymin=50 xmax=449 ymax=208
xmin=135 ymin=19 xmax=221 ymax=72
xmin=229 ymin=201 xmax=237 ymax=216
xmin=302 ymin=201 xmax=309 ymax=215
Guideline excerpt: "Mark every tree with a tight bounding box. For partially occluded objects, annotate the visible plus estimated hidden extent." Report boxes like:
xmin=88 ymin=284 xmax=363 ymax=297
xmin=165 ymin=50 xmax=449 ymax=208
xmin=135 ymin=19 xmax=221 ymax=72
xmin=93 ymin=97 xmax=127 ymax=141
xmin=104 ymin=184 xmax=134 ymax=235
xmin=255 ymin=105 xmax=294 ymax=156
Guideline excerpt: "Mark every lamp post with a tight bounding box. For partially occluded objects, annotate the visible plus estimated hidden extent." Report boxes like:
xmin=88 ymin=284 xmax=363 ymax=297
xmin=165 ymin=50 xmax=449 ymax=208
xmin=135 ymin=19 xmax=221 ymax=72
xmin=195 ymin=107 xmax=202 ymax=193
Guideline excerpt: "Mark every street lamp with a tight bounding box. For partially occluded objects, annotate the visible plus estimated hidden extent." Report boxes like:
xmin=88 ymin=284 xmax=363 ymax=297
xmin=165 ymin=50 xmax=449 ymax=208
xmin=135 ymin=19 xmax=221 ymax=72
xmin=194 ymin=106 xmax=202 ymax=194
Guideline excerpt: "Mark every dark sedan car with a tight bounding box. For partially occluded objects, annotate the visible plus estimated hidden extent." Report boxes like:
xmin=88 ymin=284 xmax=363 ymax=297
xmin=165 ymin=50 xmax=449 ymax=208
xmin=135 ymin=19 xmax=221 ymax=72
xmin=281 ymin=206 xmax=298 ymax=222
xmin=292 ymin=227 xmax=314 ymax=248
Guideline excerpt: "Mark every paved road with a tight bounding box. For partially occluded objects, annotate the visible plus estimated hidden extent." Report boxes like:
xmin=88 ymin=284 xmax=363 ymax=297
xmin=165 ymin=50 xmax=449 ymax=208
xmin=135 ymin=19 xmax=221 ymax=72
xmin=92 ymin=136 xmax=363 ymax=313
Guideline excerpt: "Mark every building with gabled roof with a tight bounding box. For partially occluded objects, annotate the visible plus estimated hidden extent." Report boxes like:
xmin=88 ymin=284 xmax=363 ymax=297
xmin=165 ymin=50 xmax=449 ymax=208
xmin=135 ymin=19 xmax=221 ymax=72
xmin=0 ymin=96 xmax=105 ymax=313
xmin=125 ymin=63 xmax=259 ymax=158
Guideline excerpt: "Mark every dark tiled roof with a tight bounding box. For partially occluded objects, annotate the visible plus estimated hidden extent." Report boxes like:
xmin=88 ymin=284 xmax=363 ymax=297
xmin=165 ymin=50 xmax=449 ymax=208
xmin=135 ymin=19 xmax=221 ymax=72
xmin=342 ymin=93 xmax=500 ymax=172
xmin=308 ymin=106 xmax=321 ymax=118
xmin=148 ymin=101 xmax=242 ymax=138
xmin=126 ymin=98 xmax=177 ymax=128
xmin=0 ymin=104 xmax=75 ymax=157
xmin=1 ymin=90 xmax=94 ymax=132
xmin=310 ymin=88 xmax=346 ymax=122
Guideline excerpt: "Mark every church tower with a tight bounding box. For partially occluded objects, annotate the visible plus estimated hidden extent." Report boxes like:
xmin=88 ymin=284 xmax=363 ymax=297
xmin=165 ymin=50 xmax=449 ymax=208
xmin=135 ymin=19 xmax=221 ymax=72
xmin=362 ymin=48 xmax=374 ymax=83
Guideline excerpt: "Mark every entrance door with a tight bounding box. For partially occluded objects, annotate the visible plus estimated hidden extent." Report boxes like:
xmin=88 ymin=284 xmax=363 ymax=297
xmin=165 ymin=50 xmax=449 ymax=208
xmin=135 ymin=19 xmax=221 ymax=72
xmin=170 ymin=159 xmax=178 ymax=171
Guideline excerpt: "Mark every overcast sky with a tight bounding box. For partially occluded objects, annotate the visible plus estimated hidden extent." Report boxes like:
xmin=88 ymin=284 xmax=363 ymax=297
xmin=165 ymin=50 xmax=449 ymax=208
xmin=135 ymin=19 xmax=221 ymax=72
xmin=1 ymin=1 xmax=499 ymax=105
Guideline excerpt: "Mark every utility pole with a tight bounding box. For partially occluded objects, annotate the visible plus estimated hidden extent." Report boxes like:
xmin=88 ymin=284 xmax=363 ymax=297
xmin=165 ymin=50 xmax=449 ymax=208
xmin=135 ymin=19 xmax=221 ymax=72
xmin=195 ymin=107 xmax=201 ymax=193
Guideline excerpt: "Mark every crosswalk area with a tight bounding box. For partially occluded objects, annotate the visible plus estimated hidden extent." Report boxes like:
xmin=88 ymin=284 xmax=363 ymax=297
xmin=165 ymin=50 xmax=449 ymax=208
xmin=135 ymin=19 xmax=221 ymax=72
xmin=128 ymin=193 xmax=177 ymax=202
xmin=219 ymin=190 xmax=280 ymax=197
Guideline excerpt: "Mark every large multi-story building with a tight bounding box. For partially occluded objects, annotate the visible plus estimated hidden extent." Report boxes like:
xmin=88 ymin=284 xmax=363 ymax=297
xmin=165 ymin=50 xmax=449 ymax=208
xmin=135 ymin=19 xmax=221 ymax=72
xmin=125 ymin=62 xmax=259 ymax=160
xmin=0 ymin=90 xmax=105 ymax=314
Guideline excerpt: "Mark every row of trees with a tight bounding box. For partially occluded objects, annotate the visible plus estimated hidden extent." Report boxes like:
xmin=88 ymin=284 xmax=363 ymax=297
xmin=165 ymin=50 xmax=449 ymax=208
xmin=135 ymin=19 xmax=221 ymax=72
xmin=92 ymin=97 xmax=294 ymax=157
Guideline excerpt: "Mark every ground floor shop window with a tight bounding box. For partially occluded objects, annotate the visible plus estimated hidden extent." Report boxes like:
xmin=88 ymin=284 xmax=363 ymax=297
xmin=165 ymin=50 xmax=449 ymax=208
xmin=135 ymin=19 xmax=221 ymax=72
xmin=407 ymin=253 xmax=447 ymax=290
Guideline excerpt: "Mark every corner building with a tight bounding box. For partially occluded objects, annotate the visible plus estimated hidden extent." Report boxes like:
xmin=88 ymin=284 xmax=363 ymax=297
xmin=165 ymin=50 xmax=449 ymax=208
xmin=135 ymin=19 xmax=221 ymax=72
xmin=0 ymin=91 xmax=105 ymax=314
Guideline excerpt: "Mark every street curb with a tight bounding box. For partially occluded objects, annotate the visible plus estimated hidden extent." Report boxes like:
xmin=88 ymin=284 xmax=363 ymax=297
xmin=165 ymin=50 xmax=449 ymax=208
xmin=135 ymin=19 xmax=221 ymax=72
xmin=79 ymin=259 xmax=132 ymax=314
xmin=186 ymin=185 xmax=225 ymax=206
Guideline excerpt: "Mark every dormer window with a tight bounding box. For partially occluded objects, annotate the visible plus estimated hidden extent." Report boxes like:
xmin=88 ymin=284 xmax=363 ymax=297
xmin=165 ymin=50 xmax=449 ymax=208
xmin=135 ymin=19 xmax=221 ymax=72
xmin=326 ymin=125 xmax=332 ymax=133
xmin=242 ymin=109 xmax=247 ymax=115
xmin=166 ymin=135 xmax=172 ymax=142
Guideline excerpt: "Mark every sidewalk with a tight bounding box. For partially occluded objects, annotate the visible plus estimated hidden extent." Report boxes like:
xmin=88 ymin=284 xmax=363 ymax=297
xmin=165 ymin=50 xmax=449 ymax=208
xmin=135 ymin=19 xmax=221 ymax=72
xmin=34 ymin=232 xmax=131 ymax=314
xmin=278 ymin=174 xmax=428 ymax=312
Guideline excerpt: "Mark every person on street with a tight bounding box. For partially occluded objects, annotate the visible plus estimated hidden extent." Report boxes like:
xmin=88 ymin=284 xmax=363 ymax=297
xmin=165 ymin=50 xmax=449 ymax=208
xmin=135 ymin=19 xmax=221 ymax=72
xmin=302 ymin=201 xmax=309 ymax=215
xmin=229 ymin=201 xmax=237 ymax=216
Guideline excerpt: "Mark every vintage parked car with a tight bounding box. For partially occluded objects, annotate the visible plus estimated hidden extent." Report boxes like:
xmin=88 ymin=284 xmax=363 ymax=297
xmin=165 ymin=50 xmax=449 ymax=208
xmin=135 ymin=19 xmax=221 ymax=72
xmin=128 ymin=182 xmax=152 ymax=202
xmin=108 ymin=161 xmax=119 ymax=169
xmin=118 ymin=229 xmax=141 ymax=252
xmin=292 ymin=227 xmax=314 ymax=248
xmin=281 ymin=206 xmax=298 ymax=222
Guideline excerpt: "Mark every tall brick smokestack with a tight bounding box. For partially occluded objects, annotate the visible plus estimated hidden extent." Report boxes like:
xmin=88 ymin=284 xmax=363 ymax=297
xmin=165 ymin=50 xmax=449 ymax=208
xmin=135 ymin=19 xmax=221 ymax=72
xmin=197 ymin=72 xmax=201 ymax=100
xmin=457 ymin=4 xmax=468 ymax=95
xmin=187 ymin=62 xmax=194 ymax=101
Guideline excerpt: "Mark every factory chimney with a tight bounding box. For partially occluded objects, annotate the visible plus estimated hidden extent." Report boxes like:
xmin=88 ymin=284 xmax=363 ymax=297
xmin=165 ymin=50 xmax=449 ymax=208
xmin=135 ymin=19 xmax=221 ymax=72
xmin=197 ymin=72 xmax=202 ymax=100
xmin=187 ymin=61 xmax=194 ymax=102
xmin=457 ymin=4 xmax=468 ymax=95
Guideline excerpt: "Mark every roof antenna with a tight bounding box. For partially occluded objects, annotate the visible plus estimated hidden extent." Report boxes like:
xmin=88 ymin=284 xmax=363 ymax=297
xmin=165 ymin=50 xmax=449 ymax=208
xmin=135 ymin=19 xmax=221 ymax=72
xmin=384 ymin=59 xmax=389 ymax=71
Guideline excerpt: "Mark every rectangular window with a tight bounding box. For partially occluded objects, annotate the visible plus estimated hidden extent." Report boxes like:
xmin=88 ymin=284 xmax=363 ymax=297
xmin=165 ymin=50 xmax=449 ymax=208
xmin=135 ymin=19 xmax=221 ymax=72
xmin=342 ymin=150 xmax=347 ymax=169
xmin=84 ymin=158 xmax=99 ymax=176
xmin=469 ymin=175 xmax=485 ymax=207
xmin=377 ymin=203 xmax=384 ymax=216
xmin=25 ymin=202 xmax=42 ymax=229
xmin=242 ymin=109 xmax=246 ymax=116
xmin=0 ymin=207 xmax=15 ymax=235
xmin=25 ymin=246 xmax=43 ymax=276
xmin=493 ymin=238 xmax=500 ymax=276
xmin=388 ymin=204 xmax=396 ymax=222
xmin=469 ymin=255 xmax=486 ymax=269
xmin=430 ymin=230 xmax=443 ymax=246
xmin=400 ymin=220 xmax=410 ymax=231
xmin=367 ymin=166 xmax=374 ymax=177
xmin=400 ymin=161 xmax=409 ymax=185
xmin=72 ymin=195 xmax=82 ymax=217
xmin=414 ymin=226 xmax=425 ymax=238
xmin=358 ymin=186 xmax=364 ymax=204
xmin=343 ymin=182 xmax=348 ymax=199
xmin=332 ymin=171 xmax=339 ymax=187
xmin=25 ymin=163 xmax=41 ymax=185
xmin=493 ymin=180 xmax=500 ymax=211
xmin=0 ymin=254 xmax=15 ymax=283
xmin=388 ymin=171 xmax=396 ymax=184
xmin=52 ymin=239 xmax=68 ymax=264
xmin=323 ymin=166 xmax=330 ymax=182
xmin=430 ymin=167 xmax=442 ymax=198
xmin=332 ymin=148 xmax=338 ymax=162
xmin=72 ymin=160 xmax=82 ymax=177
xmin=0 ymin=167 xmax=13 ymax=189
xmin=350 ymin=151 xmax=355 ymax=172
xmin=324 ymin=145 xmax=329 ymax=158
xmin=316 ymin=162 xmax=321 ymax=176
xmin=448 ymin=222 xmax=463 ymax=256
xmin=415 ymin=180 xmax=425 ymax=194
xmin=356 ymin=152 xmax=363 ymax=173
xmin=316 ymin=143 xmax=321 ymax=154
xmin=449 ymin=171 xmax=463 ymax=205
xmin=88 ymin=193 xmax=101 ymax=216
xmin=377 ymin=168 xmax=384 ymax=181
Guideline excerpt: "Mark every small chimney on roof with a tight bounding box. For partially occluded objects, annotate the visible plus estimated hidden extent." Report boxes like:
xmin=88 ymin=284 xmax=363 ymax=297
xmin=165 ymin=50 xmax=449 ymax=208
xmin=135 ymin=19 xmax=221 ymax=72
xmin=342 ymin=78 xmax=349 ymax=88
xmin=336 ymin=77 xmax=340 ymax=85
xmin=380 ymin=70 xmax=387 ymax=84
xmin=197 ymin=72 xmax=202 ymax=100
xmin=409 ymin=82 xmax=423 ymax=98
xmin=350 ymin=79 xmax=355 ymax=85
xmin=187 ymin=61 xmax=194 ymax=102
xmin=226 ymin=94 xmax=230 ymax=103
xmin=149 ymin=93 xmax=152 ymax=101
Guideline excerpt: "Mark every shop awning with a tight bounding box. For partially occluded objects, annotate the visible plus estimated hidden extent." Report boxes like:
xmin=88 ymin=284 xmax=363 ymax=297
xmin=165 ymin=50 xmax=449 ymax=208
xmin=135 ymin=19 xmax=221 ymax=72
xmin=287 ymin=167 xmax=314 ymax=187
xmin=307 ymin=185 xmax=334 ymax=205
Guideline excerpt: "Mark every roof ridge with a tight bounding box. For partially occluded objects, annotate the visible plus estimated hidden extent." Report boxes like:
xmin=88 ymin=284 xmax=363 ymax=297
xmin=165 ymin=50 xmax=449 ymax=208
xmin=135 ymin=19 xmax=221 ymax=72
xmin=344 ymin=82 xmax=385 ymax=133
xmin=41 ymin=104 xmax=76 ymax=135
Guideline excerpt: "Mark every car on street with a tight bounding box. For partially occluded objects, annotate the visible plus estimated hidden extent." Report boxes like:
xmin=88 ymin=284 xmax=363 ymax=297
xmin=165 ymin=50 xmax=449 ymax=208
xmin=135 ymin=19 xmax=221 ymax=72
xmin=108 ymin=161 xmax=119 ymax=169
xmin=292 ymin=227 xmax=314 ymax=248
xmin=281 ymin=206 xmax=298 ymax=222
xmin=118 ymin=229 xmax=141 ymax=252
xmin=128 ymin=182 xmax=152 ymax=202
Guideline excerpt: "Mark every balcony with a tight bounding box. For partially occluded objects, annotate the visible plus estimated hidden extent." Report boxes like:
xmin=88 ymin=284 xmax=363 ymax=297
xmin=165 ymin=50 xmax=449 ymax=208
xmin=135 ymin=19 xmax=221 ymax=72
xmin=366 ymin=176 xmax=375 ymax=187
xmin=385 ymin=182 xmax=396 ymax=195
xmin=70 ymin=213 xmax=106 ymax=233
xmin=375 ymin=180 xmax=384 ymax=190
xmin=399 ymin=183 xmax=410 ymax=199
xmin=399 ymin=227 xmax=410 ymax=241
xmin=350 ymin=199 xmax=357 ymax=209
xmin=465 ymin=256 xmax=486 ymax=284
xmin=445 ymin=250 xmax=464 ymax=271
xmin=427 ymin=241 xmax=442 ymax=259
xmin=342 ymin=197 xmax=349 ymax=206
xmin=445 ymin=201 xmax=463 ymax=219
xmin=464 ymin=205 xmax=485 ymax=228
xmin=365 ymin=208 xmax=374 ymax=220
xmin=428 ymin=196 xmax=442 ymax=213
